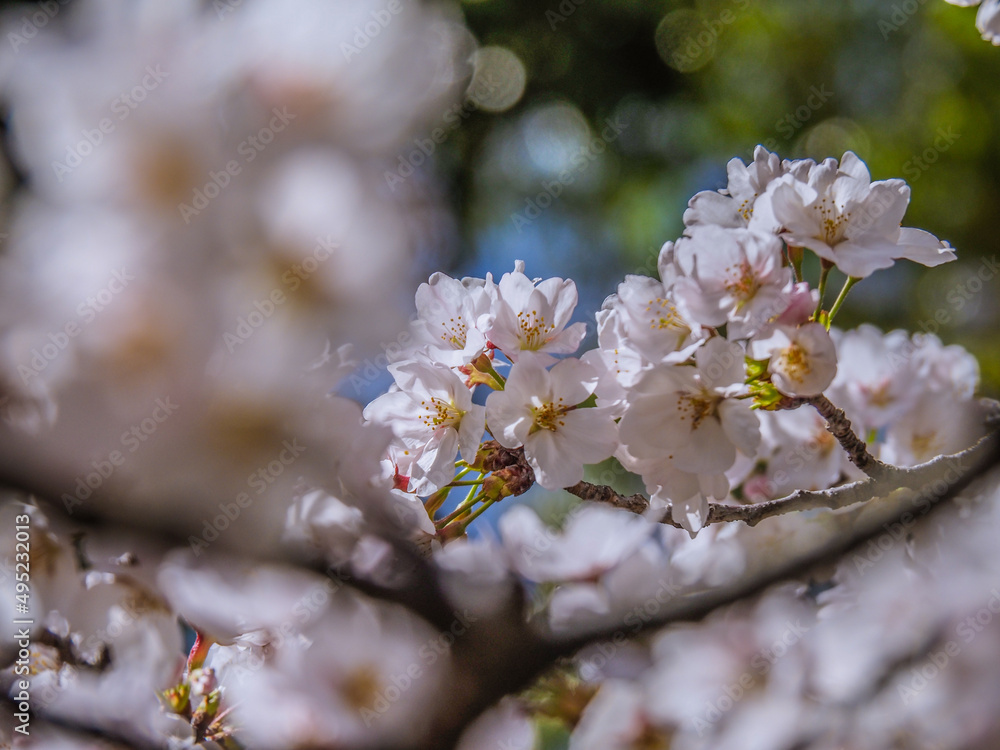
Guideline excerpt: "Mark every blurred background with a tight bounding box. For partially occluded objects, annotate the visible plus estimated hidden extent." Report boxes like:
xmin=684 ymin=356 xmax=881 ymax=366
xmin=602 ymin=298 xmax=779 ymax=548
xmin=431 ymin=0 xmax=1000 ymax=394
xmin=3 ymin=0 xmax=995 ymax=540
xmin=1 ymin=0 xmax=996 ymax=390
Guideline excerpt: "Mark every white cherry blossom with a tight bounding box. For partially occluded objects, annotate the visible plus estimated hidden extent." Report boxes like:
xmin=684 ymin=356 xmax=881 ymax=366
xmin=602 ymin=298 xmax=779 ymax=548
xmin=944 ymin=0 xmax=1000 ymax=43
xmin=405 ymin=272 xmax=493 ymax=367
xmin=751 ymin=152 xmax=956 ymax=278
xmin=750 ymin=322 xmax=838 ymax=397
xmin=485 ymin=355 xmax=618 ymax=490
xmin=618 ymin=337 xmax=760 ymax=476
xmin=499 ymin=503 xmax=655 ymax=583
xmin=485 ymin=261 xmax=587 ymax=363
xmin=599 ymin=272 xmax=706 ymax=368
xmin=673 ymin=225 xmax=794 ymax=335
xmin=683 ymin=145 xmax=785 ymax=229
xmin=363 ymin=359 xmax=485 ymax=494
xmin=827 ymin=324 xmax=921 ymax=432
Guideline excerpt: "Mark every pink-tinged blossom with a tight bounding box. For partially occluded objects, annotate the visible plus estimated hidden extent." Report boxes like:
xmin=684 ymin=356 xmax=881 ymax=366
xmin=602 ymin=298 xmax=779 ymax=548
xmin=981 ymin=0 xmax=1000 ymax=42
xmin=580 ymin=309 xmax=645 ymax=415
xmin=750 ymin=322 xmax=838 ymax=397
xmin=485 ymin=261 xmax=587 ymax=363
xmin=363 ymin=360 xmax=485 ymax=494
xmin=615 ymin=442 xmax=731 ymax=534
xmin=485 ymin=355 xmax=618 ymax=490
xmin=756 ymin=408 xmax=844 ymax=495
xmin=827 ymin=324 xmax=921 ymax=432
xmin=456 ymin=701 xmax=535 ymax=750
xmin=569 ymin=680 xmax=668 ymax=750
xmin=600 ymin=273 xmax=706 ymax=367
xmin=911 ymin=332 xmax=980 ymax=399
xmin=406 ymin=272 xmax=493 ymax=367
xmin=751 ymin=152 xmax=956 ymax=278
xmin=683 ymin=145 xmax=785 ymax=229
xmin=673 ymin=225 xmax=794 ymax=335
xmin=618 ymin=337 xmax=760 ymax=477
xmin=881 ymin=392 xmax=986 ymax=467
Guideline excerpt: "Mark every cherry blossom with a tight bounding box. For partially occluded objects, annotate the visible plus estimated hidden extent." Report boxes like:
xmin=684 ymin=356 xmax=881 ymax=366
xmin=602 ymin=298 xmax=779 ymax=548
xmin=751 ymin=152 xmax=956 ymax=279
xmin=750 ymin=322 xmax=838 ymax=397
xmin=364 ymin=359 xmax=486 ymax=494
xmin=599 ymin=272 xmax=706 ymax=368
xmin=618 ymin=337 xmax=760 ymax=476
xmin=672 ymin=225 xmax=794 ymax=334
xmin=485 ymin=355 xmax=618 ymax=489
xmin=405 ymin=272 xmax=494 ymax=368
xmin=485 ymin=261 xmax=588 ymax=363
xmin=683 ymin=145 xmax=785 ymax=229
xmin=944 ymin=0 xmax=1000 ymax=43
xmin=499 ymin=503 xmax=656 ymax=583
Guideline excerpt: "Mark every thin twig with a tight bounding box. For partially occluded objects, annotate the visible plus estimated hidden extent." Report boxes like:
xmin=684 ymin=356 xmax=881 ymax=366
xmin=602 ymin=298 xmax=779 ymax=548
xmin=564 ymin=480 xmax=649 ymax=514
xmin=566 ymin=412 xmax=994 ymax=530
xmin=803 ymin=394 xmax=889 ymax=479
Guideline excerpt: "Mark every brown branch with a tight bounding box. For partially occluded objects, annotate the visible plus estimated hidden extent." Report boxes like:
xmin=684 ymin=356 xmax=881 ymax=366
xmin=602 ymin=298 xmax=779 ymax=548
xmin=565 ymin=429 xmax=997 ymax=530
xmin=417 ymin=423 xmax=1000 ymax=750
xmin=4 ymin=413 xmax=998 ymax=750
xmin=802 ymin=394 xmax=889 ymax=479
xmin=570 ymin=399 xmax=1000 ymax=531
xmin=564 ymin=480 xmax=649 ymax=514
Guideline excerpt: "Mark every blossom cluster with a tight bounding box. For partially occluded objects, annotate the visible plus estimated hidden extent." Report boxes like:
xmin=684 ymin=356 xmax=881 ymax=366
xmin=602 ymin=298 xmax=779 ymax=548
xmin=0 ymin=1 xmax=998 ymax=749
xmin=364 ymin=145 xmax=975 ymax=536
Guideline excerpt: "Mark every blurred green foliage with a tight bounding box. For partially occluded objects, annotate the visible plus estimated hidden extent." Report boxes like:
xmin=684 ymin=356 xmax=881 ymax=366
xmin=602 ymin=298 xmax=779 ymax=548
xmin=446 ymin=0 xmax=1000 ymax=396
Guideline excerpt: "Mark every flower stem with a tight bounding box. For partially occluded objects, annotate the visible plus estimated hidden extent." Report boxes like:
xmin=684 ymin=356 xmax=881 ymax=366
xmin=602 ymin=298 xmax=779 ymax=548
xmin=482 ymin=360 xmax=506 ymax=390
xmin=452 ymin=497 xmax=498 ymax=534
xmin=826 ymin=276 xmax=860 ymax=328
xmin=449 ymin=478 xmax=485 ymax=487
xmin=436 ymin=488 xmax=484 ymax=527
xmin=813 ymin=262 xmax=832 ymax=321
xmin=787 ymin=244 xmax=804 ymax=283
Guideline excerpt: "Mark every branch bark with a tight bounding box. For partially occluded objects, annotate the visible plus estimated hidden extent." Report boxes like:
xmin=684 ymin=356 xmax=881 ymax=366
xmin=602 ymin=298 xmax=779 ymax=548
xmin=420 ymin=426 xmax=1000 ymax=750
